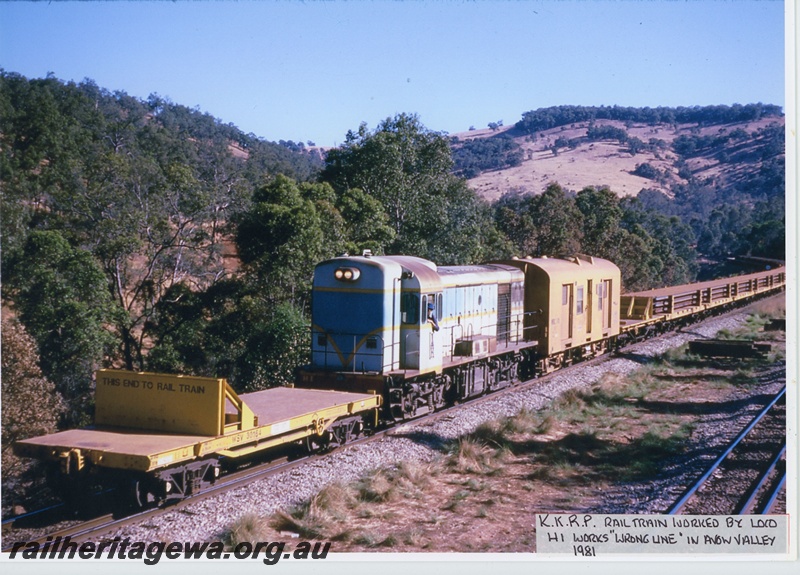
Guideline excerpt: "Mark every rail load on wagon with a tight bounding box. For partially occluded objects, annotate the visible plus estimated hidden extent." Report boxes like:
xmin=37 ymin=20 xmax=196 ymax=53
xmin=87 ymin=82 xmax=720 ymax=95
xmin=14 ymin=369 xmax=380 ymax=507
xmin=619 ymin=267 xmax=787 ymax=341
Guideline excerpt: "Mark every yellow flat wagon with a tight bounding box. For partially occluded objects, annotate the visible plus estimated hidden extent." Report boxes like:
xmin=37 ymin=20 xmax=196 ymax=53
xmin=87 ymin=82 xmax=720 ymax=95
xmin=14 ymin=370 xmax=380 ymax=506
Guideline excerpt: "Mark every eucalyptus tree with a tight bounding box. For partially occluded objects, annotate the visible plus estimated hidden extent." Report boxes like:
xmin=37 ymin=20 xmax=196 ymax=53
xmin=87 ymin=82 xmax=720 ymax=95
xmin=7 ymin=231 xmax=122 ymax=423
xmin=235 ymin=175 xmax=346 ymax=306
xmin=321 ymin=113 xmax=503 ymax=264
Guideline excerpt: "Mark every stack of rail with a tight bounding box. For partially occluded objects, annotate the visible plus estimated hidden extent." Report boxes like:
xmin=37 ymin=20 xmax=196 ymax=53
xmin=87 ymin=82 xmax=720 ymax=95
xmin=620 ymin=267 xmax=786 ymax=338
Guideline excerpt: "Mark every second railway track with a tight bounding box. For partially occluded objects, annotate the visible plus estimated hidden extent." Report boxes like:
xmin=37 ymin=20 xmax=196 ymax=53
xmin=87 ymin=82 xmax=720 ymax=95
xmin=667 ymin=386 xmax=787 ymax=516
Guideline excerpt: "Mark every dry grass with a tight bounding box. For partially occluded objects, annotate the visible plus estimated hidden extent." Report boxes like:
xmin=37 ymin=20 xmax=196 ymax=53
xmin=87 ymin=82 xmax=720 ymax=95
xmin=222 ymin=513 xmax=272 ymax=549
xmin=270 ymin=460 xmax=439 ymax=543
xmin=447 ymin=437 xmax=511 ymax=475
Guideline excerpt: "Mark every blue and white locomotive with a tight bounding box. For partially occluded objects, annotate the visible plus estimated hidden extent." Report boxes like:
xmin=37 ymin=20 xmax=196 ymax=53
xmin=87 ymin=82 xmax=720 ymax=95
xmin=298 ymin=251 xmax=622 ymax=421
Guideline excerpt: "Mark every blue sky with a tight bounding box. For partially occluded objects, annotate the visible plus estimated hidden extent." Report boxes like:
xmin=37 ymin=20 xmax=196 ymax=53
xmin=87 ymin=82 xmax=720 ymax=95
xmin=0 ymin=0 xmax=787 ymax=147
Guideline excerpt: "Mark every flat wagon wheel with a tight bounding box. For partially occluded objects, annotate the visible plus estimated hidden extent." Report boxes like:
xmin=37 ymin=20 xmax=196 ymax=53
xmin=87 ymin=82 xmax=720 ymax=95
xmin=304 ymin=415 xmax=331 ymax=453
xmin=122 ymin=475 xmax=160 ymax=510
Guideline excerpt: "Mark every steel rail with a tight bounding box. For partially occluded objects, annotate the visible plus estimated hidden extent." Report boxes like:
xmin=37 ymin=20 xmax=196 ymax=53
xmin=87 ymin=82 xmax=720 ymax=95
xmin=1 ymin=503 xmax=64 ymax=528
xmin=735 ymin=445 xmax=787 ymax=514
xmin=759 ymin=468 xmax=787 ymax=515
xmin=666 ymin=385 xmax=786 ymax=515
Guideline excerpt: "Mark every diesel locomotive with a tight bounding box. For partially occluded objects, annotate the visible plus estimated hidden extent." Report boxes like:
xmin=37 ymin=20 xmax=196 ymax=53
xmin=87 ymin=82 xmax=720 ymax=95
xmin=298 ymin=251 xmax=622 ymax=421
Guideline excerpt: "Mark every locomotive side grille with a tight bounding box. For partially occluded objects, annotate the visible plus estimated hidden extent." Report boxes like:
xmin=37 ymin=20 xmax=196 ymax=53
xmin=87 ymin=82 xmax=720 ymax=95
xmin=497 ymin=284 xmax=511 ymax=344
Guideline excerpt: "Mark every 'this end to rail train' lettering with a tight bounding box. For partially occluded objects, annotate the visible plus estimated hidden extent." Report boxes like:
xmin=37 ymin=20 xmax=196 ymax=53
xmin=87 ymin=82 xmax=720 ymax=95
xmin=100 ymin=376 xmax=205 ymax=394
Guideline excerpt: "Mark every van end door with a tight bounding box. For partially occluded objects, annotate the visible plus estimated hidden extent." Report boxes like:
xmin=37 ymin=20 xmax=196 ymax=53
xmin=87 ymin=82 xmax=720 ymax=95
xmin=561 ymin=284 xmax=573 ymax=341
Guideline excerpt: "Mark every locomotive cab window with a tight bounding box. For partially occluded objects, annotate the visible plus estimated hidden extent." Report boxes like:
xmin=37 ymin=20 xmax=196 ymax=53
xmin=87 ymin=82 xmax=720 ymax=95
xmin=401 ymin=293 xmax=419 ymax=324
xmin=424 ymin=293 xmax=442 ymax=320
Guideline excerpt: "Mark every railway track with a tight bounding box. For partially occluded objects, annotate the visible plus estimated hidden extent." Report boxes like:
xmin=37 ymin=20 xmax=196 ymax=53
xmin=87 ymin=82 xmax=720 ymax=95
xmin=666 ymin=386 xmax=787 ymax=516
xmin=4 ymin=297 xmax=785 ymax=548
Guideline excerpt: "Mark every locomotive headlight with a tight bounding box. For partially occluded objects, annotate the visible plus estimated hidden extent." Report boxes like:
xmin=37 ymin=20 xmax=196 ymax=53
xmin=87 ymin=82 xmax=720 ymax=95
xmin=334 ymin=267 xmax=360 ymax=282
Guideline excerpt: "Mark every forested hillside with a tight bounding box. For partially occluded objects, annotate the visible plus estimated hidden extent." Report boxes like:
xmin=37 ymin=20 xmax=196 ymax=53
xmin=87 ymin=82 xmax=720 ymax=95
xmin=451 ymin=104 xmax=784 ymax=277
xmin=453 ymin=104 xmax=784 ymax=201
xmin=0 ymin=74 xmax=785 ymax=503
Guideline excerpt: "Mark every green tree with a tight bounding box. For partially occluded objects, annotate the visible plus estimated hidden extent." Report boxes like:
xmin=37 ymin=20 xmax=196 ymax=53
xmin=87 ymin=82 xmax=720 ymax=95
xmin=235 ymin=175 xmax=343 ymax=304
xmin=145 ymin=280 xmax=308 ymax=391
xmin=530 ymin=184 xmax=583 ymax=256
xmin=743 ymin=198 xmax=785 ymax=259
xmin=576 ymin=186 xmax=623 ymax=252
xmin=497 ymin=183 xmax=584 ymax=257
xmin=619 ymin=197 xmax=698 ymax=289
xmin=336 ymin=187 xmax=396 ymax=255
xmin=322 ymin=114 xmax=452 ymax=245
xmin=6 ymin=231 xmax=121 ymax=423
xmin=321 ymin=113 xmax=501 ymax=263
xmin=494 ymin=194 xmax=539 ymax=257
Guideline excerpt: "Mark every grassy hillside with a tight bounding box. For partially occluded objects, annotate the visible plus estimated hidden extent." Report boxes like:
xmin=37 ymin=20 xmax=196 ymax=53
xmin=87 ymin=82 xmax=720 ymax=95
xmin=452 ymin=114 xmax=784 ymax=202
